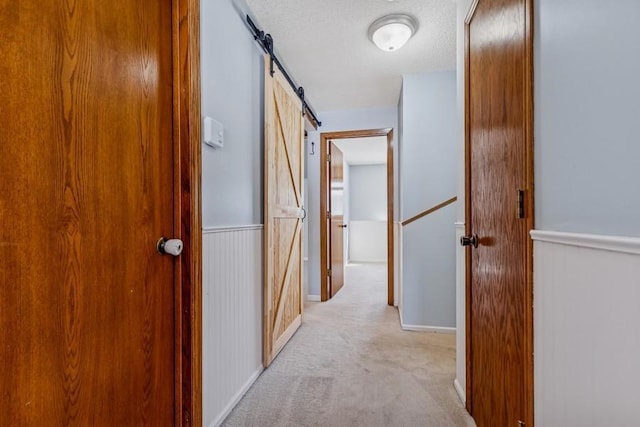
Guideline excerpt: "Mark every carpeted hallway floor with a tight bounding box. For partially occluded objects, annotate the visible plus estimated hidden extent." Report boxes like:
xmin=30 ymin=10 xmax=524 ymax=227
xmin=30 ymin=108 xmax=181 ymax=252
xmin=222 ymin=263 xmax=475 ymax=427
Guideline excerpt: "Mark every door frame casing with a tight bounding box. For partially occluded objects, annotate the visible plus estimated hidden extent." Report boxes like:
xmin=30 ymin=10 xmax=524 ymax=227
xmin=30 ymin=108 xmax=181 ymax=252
xmin=319 ymin=128 xmax=394 ymax=305
xmin=463 ymin=0 xmax=534 ymax=424
xmin=172 ymin=0 xmax=202 ymax=424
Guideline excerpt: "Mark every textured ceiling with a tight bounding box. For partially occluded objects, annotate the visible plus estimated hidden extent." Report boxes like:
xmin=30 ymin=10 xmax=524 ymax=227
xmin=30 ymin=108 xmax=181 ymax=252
xmin=244 ymin=0 xmax=457 ymax=112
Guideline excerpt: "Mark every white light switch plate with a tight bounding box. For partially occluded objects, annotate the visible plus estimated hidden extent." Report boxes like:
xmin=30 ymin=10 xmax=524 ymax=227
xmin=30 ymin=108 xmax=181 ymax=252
xmin=203 ymin=117 xmax=224 ymax=149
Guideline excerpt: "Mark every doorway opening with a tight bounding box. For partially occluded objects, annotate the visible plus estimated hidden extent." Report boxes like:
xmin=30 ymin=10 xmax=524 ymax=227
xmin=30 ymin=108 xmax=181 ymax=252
xmin=320 ymin=128 xmax=394 ymax=306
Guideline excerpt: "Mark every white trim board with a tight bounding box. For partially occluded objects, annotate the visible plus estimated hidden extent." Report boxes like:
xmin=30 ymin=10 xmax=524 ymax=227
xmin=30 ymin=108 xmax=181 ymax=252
xmin=348 ymin=259 xmax=387 ymax=264
xmin=454 ymin=379 xmax=466 ymax=405
xmin=345 ymin=261 xmax=387 ymax=265
xmin=210 ymin=366 xmax=263 ymax=427
xmin=401 ymin=324 xmax=456 ymax=334
xmin=530 ymin=230 xmax=640 ymax=255
xmin=203 ymin=224 xmax=263 ymax=234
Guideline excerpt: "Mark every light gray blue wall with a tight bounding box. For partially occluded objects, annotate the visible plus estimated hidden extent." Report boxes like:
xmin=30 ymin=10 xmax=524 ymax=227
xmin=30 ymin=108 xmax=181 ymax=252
xmin=398 ymin=90 xmax=404 ymax=219
xmin=306 ymin=107 xmax=398 ymax=297
xmin=201 ymin=0 xmax=264 ymax=227
xmin=201 ymin=2 xmax=265 ymax=426
xmin=402 ymin=204 xmax=457 ymax=327
xmin=400 ymin=71 xmax=457 ymax=328
xmin=535 ymin=0 xmax=640 ymax=237
xmin=350 ymin=164 xmax=387 ymax=221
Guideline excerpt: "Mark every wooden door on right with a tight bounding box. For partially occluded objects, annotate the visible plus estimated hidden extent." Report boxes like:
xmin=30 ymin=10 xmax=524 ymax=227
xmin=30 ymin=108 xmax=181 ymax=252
xmin=465 ymin=0 xmax=534 ymax=426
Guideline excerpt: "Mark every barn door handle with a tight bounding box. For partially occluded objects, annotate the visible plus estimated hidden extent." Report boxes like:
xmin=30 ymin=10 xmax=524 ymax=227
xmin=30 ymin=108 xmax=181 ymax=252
xmin=460 ymin=234 xmax=478 ymax=248
xmin=299 ymin=206 xmax=307 ymax=222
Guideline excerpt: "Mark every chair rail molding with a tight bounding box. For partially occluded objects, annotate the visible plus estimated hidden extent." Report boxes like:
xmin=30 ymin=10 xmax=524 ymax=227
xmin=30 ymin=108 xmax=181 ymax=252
xmin=530 ymin=230 xmax=640 ymax=255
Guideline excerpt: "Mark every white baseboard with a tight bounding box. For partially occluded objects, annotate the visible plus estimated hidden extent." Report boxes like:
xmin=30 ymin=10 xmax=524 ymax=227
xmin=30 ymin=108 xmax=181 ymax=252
xmin=454 ymin=378 xmax=466 ymax=404
xmin=306 ymin=294 xmax=321 ymax=302
xmin=210 ymin=366 xmax=263 ymax=427
xmin=401 ymin=324 xmax=456 ymax=334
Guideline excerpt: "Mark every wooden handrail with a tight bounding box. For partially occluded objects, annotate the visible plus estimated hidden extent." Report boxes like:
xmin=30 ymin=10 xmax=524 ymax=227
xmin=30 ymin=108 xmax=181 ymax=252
xmin=401 ymin=196 xmax=458 ymax=226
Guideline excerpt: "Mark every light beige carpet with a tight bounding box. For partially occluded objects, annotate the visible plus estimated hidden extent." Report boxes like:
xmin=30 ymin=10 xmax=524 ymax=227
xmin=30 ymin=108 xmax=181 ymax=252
xmin=222 ymin=263 xmax=475 ymax=427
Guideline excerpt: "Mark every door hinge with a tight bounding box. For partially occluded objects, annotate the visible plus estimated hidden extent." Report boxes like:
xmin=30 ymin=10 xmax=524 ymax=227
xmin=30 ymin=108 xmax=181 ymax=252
xmin=517 ymin=421 xmax=525 ymax=427
xmin=327 ymin=269 xmax=332 ymax=277
xmin=517 ymin=189 xmax=525 ymax=219
xmin=326 ymin=153 xmax=331 ymax=162
xmin=326 ymin=211 xmax=331 ymax=220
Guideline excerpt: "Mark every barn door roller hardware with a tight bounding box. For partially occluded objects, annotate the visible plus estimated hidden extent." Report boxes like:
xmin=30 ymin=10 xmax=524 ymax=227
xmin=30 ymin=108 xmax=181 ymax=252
xmin=246 ymin=15 xmax=322 ymax=128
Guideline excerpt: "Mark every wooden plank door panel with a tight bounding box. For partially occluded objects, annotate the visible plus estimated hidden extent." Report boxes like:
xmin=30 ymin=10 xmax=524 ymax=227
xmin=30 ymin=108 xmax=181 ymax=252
xmin=329 ymin=143 xmax=345 ymax=297
xmin=465 ymin=0 xmax=534 ymax=425
xmin=263 ymin=55 xmax=304 ymax=367
xmin=0 ymin=1 xmax=177 ymax=425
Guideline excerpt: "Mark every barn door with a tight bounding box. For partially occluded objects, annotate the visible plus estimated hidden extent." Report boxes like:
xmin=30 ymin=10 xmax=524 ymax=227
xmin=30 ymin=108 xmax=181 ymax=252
xmin=263 ymin=54 xmax=305 ymax=367
xmin=464 ymin=0 xmax=534 ymax=426
xmin=0 ymin=1 xmax=190 ymax=424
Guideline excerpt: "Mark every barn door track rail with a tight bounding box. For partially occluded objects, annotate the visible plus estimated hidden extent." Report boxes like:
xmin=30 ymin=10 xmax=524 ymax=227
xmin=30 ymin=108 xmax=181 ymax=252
xmin=246 ymin=15 xmax=322 ymax=128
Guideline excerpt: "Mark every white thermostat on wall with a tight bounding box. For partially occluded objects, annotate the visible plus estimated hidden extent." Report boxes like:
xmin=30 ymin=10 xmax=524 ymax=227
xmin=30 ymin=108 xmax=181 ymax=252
xmin=203 ymin=116 xmax=224 ymax=149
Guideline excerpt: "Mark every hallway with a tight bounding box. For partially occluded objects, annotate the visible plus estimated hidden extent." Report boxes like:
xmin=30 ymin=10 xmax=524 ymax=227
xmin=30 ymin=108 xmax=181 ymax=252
xmin=222 ymin=264 xmax=474 ymax=426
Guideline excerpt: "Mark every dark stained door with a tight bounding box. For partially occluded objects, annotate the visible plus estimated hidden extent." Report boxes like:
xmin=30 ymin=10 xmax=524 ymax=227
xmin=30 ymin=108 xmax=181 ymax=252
xmin=465 ymin=0 xmax=533 ymax=426
xmin=329 ymin=142 xmax=345 ymax=297
xmin=0 ymin=1 xmax=177 ymax=425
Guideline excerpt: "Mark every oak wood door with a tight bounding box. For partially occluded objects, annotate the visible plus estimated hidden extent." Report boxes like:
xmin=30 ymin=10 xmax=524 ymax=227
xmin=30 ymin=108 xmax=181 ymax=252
xmin=263 ymin=55 xmax=305 ymax=367
xmin=329 ymin=143 xmax=345 ymax=297
xmin=465 ymin=0 xmax=534 ymax=426
xmin=0 ymin=1 xmax=179 ymax=425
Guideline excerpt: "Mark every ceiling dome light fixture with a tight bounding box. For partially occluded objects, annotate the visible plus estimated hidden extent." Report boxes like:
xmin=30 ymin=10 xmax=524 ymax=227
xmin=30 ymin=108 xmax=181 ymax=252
xmin=368 ymin=14 xmax=418 ymax=52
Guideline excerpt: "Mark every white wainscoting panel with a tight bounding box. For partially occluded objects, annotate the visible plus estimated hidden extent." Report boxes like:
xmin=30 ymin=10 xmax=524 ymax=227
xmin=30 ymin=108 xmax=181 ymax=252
xmin=395 ymin=221 xmax=401 ymax=307
xmin=303 ymin=258 xmax=309 ymax=302
xmin=454 ymin=222 xmax=466 ymax=404
xmin=349 ymin=220 xmax=387 ymax=262
xmin=202 ymin=226 xmax=263 ymax=427
xmin=532 ymin=230 xmax=640 ymax=426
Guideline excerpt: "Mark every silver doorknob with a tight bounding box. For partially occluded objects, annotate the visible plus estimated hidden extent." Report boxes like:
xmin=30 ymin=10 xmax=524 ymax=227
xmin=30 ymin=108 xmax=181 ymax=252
xmin=338 ymin=224 xmax=347 ymax=228
xmin=157 ymin=237 xmax=184 ymax=256
xmin=460 ymin=234 xmax=478 ymax=248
